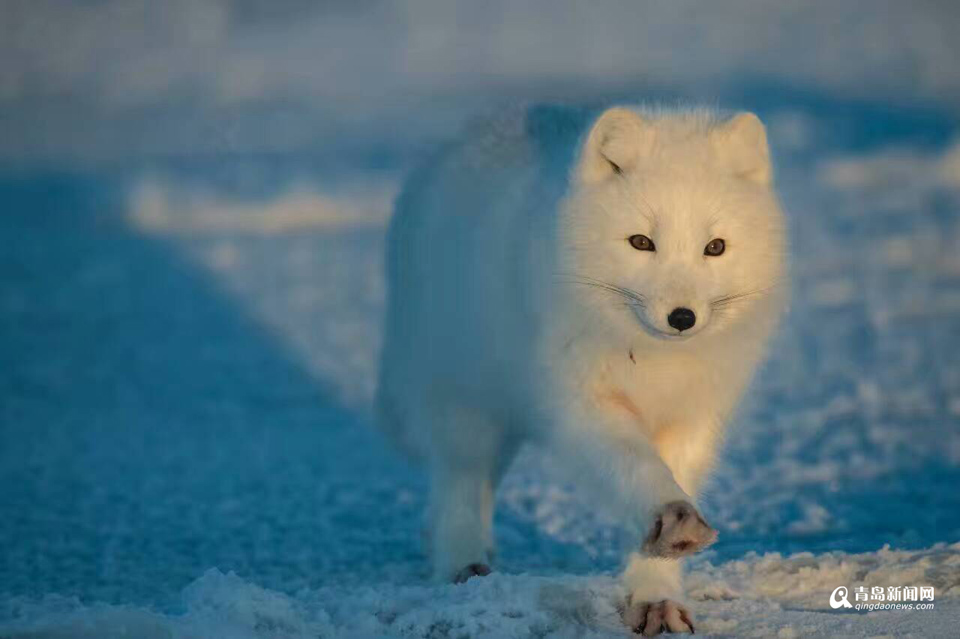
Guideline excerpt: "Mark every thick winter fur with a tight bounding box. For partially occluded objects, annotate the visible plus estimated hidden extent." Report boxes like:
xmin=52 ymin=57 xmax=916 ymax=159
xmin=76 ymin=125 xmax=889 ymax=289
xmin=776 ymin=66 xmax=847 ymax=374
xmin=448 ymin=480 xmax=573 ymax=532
xmin=377 ymin=104 xmax=786 ymax=633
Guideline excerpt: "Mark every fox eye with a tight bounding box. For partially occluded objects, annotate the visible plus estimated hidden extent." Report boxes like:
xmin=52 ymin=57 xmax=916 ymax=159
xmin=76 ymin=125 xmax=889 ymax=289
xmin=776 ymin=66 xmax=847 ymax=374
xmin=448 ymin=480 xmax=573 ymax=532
xmin=628 ymin=234 xmax=655 ymax=251
xmin=704 ymin=238 xmax=726 ymax=256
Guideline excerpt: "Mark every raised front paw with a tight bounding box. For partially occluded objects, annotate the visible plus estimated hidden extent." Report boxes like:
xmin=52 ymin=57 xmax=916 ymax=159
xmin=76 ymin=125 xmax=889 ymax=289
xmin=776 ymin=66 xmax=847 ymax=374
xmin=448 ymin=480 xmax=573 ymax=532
xmin=623 ymin=598 xmax=695 ymax=636
xmin=642 ymin=500 xmax=717 ymax=558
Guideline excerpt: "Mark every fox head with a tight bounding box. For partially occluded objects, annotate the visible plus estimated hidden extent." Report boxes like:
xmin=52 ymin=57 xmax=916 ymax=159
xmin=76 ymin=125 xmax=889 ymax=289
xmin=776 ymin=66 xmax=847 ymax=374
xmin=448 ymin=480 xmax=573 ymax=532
xmin=562 ymin=107 xmax=786 ymax=343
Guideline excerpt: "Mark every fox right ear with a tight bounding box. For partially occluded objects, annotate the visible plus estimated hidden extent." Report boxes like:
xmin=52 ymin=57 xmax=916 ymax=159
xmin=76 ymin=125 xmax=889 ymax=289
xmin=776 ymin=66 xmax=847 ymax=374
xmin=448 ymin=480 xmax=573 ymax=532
xmin=577 ymin=107 xmax=651 ymax=184
xmin=713 ymin=112 xmax=772 ymax=184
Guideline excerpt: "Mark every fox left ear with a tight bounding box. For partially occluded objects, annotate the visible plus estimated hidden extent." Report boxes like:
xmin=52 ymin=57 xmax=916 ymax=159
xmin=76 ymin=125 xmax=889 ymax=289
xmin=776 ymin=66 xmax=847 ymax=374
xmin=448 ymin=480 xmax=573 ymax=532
xmin=577 ymin=107 xmax=652 ymax=185
xmin=715 ymin=112 xmax=772 ymax=185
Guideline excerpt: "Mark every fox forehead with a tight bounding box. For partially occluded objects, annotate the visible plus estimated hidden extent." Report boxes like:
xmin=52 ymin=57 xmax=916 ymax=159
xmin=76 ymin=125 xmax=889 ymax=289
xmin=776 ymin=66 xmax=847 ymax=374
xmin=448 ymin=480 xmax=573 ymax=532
xmin=585 ymin=169 xmax=759 ymax=234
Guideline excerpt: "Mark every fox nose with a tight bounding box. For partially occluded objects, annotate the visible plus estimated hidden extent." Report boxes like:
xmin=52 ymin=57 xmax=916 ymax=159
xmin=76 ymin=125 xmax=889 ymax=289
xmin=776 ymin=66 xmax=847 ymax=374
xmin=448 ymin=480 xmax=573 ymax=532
xmin=667 ymin=307 xmax=696 ymax=332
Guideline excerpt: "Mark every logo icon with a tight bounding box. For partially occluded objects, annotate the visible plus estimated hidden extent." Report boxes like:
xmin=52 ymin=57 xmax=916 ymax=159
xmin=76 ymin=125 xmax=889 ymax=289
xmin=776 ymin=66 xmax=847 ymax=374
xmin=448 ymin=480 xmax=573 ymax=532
xmin=830 ymin=586 xmax=853 ymax=609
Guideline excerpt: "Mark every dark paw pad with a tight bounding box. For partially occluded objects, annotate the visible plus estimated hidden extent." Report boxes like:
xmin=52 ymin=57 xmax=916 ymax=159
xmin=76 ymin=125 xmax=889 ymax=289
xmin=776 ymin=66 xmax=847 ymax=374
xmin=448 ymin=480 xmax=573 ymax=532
xmin=453 ymin=562 xmax=491 ymax=584
xmin=642 ymin=501 xmax=717 ymax=559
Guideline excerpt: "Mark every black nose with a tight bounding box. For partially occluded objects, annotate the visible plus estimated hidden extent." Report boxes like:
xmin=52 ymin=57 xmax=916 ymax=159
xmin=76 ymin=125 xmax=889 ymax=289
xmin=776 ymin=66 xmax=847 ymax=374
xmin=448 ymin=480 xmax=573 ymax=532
xmin=667 ymin=307 xmax=696 ymax=332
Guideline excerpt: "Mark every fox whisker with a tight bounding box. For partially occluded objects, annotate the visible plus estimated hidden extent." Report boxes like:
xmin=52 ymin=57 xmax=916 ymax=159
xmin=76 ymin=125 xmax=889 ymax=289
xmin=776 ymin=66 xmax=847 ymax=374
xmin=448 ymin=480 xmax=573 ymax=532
xmin=566 ymin=275 xmax=647 ymax=307
xmin=710 ymin=286 xmax=775 ymax=309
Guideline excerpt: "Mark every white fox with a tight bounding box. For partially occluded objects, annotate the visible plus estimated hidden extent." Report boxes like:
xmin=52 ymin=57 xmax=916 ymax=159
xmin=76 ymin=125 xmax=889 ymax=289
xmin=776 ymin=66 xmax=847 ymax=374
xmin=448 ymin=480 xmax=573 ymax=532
xmin=376 ymin=105 xmax=786 ymax=635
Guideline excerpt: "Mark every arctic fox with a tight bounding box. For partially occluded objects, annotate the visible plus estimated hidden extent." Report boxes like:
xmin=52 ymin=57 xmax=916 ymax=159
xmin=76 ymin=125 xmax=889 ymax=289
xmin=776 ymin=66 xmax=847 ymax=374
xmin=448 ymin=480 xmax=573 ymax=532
xmin=377 ymin=105 xmax=786 ymax=634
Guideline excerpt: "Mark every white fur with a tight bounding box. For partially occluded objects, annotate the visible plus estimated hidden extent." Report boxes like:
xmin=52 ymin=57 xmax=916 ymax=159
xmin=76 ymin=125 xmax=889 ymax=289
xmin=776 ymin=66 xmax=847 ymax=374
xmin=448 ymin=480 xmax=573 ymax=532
xmin=376 ymin=105 xmax=786 ymax=608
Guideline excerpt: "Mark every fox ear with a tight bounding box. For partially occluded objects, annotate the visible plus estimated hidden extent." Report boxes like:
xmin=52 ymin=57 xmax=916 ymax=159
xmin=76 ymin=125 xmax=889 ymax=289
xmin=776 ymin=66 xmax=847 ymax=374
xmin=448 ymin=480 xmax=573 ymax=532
xmin=577 ymin=107 xmax=651 ymax=184
xmin=715 ymin=112 xmax=772 ymax=184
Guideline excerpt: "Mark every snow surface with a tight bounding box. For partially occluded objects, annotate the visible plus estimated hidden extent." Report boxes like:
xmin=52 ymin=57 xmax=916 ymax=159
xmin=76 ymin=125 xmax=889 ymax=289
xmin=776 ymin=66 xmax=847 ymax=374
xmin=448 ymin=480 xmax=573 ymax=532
xmin=2 ymin=546 xmax=958 ymax=638
xmin=1 ymin=102 xmax=959 ymax=637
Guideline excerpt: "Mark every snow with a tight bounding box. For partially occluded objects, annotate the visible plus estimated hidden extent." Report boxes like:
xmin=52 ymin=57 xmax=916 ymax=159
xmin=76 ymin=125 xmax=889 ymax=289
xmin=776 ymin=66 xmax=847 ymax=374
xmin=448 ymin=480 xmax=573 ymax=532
xmin=3 ymin=545 xmax=958 ymax=638
xmin=128 ymin=176 xmax=397 ymax=235
xmin=817 ymin=140 xmax=960 ymax=192
xmin=2 ymin=5 xmax=960 ymax=638
xmin=4 ymin=2 xmax=960 ymax=166
xmin=2 ymin=103 xmax=958 ymax=637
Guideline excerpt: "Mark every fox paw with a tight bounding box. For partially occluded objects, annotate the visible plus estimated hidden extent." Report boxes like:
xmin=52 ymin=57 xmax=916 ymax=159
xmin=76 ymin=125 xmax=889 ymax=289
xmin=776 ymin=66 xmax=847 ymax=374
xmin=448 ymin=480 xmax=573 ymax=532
xmin=642 ymin=501 xmax=717 ymax=558
xmin=452 ymin=563 xmax=491 ymax=584
xmin=623 ymin=598 xmax=695 ymax=635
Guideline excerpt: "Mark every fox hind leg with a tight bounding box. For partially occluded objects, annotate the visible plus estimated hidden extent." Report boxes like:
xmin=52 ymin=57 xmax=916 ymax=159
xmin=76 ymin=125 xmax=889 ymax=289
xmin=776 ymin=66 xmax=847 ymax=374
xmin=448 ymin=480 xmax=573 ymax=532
xmin=424 ymin=409 xmax=515 ymax=583
xmin=428 ymin=460 xmax=494 ymax=582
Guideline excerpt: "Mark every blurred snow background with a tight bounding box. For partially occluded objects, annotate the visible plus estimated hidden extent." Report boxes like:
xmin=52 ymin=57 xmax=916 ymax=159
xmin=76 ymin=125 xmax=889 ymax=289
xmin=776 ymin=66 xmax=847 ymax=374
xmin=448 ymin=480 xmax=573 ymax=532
xmin=1 ymin=1 xmax=959 ymax=637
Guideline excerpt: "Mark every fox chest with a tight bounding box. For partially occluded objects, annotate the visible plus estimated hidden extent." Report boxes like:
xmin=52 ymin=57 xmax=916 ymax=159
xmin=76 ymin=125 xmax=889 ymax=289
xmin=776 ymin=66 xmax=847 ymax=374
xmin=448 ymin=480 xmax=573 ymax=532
xmin=590 ymin=352 xmax=724 ymax=435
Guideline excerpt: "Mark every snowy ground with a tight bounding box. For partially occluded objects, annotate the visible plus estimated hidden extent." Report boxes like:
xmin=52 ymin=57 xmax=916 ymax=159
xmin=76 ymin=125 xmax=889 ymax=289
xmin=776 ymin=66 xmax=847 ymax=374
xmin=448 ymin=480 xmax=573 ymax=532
xmin=2 ymin=95 xmax=960 ymax=637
